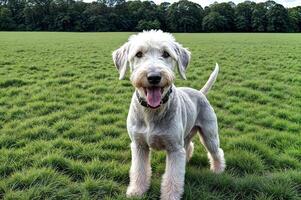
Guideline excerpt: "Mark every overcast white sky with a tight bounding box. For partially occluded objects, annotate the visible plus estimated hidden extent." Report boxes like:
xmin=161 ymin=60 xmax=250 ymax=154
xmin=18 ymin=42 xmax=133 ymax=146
xmin=84 ymin=0 xmax=300 ymax=8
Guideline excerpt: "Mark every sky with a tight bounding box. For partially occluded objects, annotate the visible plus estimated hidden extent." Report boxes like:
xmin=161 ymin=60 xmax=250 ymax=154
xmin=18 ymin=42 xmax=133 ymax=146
xmin=84 ymin=0 xmax=300 ymax=8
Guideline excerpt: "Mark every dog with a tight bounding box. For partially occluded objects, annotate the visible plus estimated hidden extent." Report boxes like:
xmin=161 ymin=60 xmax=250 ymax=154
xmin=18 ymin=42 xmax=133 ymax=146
xmin=112 ymin=30 xmax=225 ymax=200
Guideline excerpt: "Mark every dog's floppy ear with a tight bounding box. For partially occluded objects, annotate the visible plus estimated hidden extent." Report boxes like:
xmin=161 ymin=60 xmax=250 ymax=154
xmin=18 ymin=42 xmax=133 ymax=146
xmin=112 ymin=42 xmax=130 ymax=80
xmin=174 ymin=43 xmax=191 ymax=80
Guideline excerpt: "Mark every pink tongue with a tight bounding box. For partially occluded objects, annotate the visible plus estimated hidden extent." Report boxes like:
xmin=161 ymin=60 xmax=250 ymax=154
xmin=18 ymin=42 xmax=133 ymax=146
xmin=146 ymin=87 xmax=162 ymax=108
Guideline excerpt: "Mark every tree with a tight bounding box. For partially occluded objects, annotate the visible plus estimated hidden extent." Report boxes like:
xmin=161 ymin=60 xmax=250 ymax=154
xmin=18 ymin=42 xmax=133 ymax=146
xmin=252 ymin=2 xmax=268 ymax=32
xmin=97 ymin=0 xmax=124 ymax=7
xmin=0 ymin=0 xmax=300 ymax=32
xmin=116 ymin=0 xmax=159 ymax=31
xmin=167 ymin=0 xmax=203 ymax=32
xmin=0 ymin=0 xmax=8 ymax=5
xmin=136 ymin=19 xmax=160 ymax=31
xmin=0 ymin=6 xmax=15 ymax=30
xmin=210 ymin=2 xmax=236 ymax=31
xmin=266 ymin=3 xmax=289 ymax=32
xmin=235 ymin=1 xmax=255 ymax=32
xmin=6 ymin=0 xmax=26 ymax=30
xmin=157 ymin=2 xmax=170 ymax=31
xmin=82 ymin=2 xmax=110 ymax=31
xmin=202 ymin=11 xmax=227 ymax=32
xmin=203 ymin=6 xmax=210 ymax=16
xmin=288 ymin=6 xmax=301 ymax=32
xmin=23 ymin=0 xmax=54 ymax=31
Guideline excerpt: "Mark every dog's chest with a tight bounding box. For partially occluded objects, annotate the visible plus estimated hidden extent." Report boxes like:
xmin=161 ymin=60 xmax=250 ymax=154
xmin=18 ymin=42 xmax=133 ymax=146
xmin=130 ymin=122 xmax=176 ymax=151
xmin=129 ymin=105 xmax=183 ymax=151
xmin=135 ymin=125 xmax=178 ymax=151
xmin=148 ymin=133 xmax=167 ymax=150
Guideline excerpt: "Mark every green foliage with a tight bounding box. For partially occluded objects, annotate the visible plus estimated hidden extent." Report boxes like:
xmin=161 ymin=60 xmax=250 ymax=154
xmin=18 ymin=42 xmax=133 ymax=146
xmin=167 ymin=0 xmax=203 ymax=32
xmin=288 ymin=6 xmax=301 ymax=32
xmin=235 ymin=1 xmax=255 ymax=31
xmin=202 ymin=11 xmax=226 ymax=32
xmin=252 ymin=3 xmax=268 ymax=32
xmin=0 ymin=6 xmax=15 ymax=30
xmin=209 ymin=2 xmax=236 ymax=31
xmin=266 ymin=3 xmax=289 ymax=32
xmin=0 ymin=0 xmax=301 ymax=32
xmin=0 ymin=32 xmax=300 ymax=199
xmin=136 ymin=19 xmax=160 ymax=31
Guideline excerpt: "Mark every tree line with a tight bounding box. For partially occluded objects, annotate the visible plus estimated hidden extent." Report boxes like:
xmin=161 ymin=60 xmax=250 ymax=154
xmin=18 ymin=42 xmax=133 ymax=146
xmin=0 ymin=0 xmax=301 ymax=32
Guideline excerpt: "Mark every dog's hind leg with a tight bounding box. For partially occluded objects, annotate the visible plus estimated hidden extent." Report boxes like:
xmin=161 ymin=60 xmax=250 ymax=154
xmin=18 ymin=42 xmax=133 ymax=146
xmin=186 ymin=142 xmax=194 ymax=162
xmin=126 ymin=142 xmax=151 ymax=197
xmin=185 ymin=127 xmax=198 ymax=162
xmin=198 ymin=118 xmax=225 ymax=173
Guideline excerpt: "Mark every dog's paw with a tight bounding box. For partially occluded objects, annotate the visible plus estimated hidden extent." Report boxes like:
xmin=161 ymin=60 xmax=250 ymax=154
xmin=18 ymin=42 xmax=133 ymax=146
xmin=208 ymin=148 xmax=226 ymax=174
xmin=210 ymin=160 xmax=225 ymax=174
xmin=160 ymin=189 xmax=183 ymax=200
xmin=126 ymin=186 xmax=146 ymax=197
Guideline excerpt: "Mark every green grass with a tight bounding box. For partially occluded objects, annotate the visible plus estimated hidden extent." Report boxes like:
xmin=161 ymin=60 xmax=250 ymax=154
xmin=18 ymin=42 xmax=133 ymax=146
xmin=0 ymin=32 xmax=300 ymax=200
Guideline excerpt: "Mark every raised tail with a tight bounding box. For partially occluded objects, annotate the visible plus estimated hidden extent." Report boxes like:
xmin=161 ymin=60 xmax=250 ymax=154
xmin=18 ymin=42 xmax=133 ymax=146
xmin=200 ymin=63 xmax=219 ymax=95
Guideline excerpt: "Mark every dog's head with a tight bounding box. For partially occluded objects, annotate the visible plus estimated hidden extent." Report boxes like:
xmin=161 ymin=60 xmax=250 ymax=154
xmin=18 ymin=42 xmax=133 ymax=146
xmin=112 ymin=30 xmax=190 ymax=108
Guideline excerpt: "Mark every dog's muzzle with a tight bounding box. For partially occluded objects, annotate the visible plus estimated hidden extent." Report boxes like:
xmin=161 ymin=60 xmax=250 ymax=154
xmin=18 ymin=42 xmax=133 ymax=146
xmin=147 ymin=72 xmax=161 ymax=85
xmin=136 ymin=87 xmax=172 ymax=109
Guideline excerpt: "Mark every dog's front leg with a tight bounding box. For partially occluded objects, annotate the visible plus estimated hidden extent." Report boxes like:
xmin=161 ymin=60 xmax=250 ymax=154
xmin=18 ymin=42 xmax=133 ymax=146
xmin=161 ymin=147 xmax=186 ymax=200
xmin=126 ymin=142 xmax=151 ymax=197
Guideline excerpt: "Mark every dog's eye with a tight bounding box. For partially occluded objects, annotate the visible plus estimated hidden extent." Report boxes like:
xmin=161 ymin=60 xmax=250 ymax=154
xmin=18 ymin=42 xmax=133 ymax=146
xmin=136 ymin=51 xmax=143 ymax=58
xmin=162 ymin=51 xmax=170 ymax=58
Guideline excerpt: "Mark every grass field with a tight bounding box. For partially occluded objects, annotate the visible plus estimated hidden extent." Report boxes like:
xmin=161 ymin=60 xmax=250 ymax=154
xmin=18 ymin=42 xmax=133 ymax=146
xmin=0 ymin=32 xmax=300 ymax=200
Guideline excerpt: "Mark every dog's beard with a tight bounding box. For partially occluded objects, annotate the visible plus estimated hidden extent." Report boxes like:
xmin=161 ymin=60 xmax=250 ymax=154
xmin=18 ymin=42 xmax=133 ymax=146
xmin=131 ymin=67 xmax=175 ymax=108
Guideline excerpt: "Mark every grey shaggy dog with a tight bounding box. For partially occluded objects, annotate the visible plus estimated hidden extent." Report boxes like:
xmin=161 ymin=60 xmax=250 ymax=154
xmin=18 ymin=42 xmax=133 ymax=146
xmin=112 ymin=30 xmax=225 ymax=200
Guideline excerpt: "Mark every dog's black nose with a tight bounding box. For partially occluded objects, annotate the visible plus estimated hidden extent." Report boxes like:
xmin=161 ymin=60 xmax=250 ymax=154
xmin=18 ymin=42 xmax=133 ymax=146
xmin=147 ymin=73 xmax=161 ymax=85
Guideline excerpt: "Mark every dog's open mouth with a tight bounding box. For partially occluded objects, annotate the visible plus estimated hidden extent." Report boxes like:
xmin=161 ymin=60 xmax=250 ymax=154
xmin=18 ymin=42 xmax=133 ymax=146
xmin=144 ymin=87 xmax=164 ymax=108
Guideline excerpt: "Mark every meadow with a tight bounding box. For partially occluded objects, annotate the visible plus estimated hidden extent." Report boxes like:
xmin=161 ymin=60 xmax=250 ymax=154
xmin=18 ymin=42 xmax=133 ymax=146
xmin=0 ymin=32 xmax=300 ymax=200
